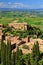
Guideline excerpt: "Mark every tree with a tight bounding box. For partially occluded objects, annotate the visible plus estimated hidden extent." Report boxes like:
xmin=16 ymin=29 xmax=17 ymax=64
xmin=30 ymin=41 xmax=40 ymax=65
xmin=39 ymin=59 xmax=43 ymax=65
xmin=15 ymin=46 xmax=23 ymax=65
xmin=6 ymin=40 xmax=12 ymax=65
xmin=11 ymin=51 xmax=16 ymax=65
xmin=22 ymin=54 xmax=31 ymax=65
xmin=1 ymin=40 xmax=6 ymax=65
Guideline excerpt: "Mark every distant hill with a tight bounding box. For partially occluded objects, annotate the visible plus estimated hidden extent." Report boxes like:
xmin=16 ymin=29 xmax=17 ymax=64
xmin=0 ymin=8 xmax=43 ymax=11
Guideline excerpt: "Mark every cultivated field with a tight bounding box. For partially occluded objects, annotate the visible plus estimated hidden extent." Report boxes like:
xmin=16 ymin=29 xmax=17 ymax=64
xmin=0 ymin=11 xmax=43 ymax=30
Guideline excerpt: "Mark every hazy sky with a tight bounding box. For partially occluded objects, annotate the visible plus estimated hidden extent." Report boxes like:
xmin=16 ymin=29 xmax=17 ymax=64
xmin=0 ymin=0 xmax=43 ymax=9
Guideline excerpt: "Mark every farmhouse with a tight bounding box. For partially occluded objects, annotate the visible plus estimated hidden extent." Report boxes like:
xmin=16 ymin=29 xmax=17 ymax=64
xmin=8 ymin=22 xmax=27 ymax=30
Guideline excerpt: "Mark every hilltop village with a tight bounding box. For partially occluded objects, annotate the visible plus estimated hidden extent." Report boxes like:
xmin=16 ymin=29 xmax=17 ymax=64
xmin=0 ymin=21 xmax=43 ymax=54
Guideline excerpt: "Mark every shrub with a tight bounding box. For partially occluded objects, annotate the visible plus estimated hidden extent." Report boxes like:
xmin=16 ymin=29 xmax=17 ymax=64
xmin=22 ymin=45 xmax=29 ymax=50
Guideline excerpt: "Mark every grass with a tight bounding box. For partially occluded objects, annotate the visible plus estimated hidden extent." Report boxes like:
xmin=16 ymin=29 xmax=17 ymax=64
xmin=18 ymin=16 xmax=43 ymax=30
xmin=0 ymin=11 xmax=43 ymax=30
xmin=0 ymin=17 xmax=14 ymax=25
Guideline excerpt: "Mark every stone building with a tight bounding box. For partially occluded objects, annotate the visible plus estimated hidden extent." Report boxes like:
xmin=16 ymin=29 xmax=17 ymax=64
xmin=0 ymin=24 xmax=3 ymax=27
xmin=0 ymin=30 xmax=3 ymax=40
xmin=8 ymin=22 xmax=27 ymax=30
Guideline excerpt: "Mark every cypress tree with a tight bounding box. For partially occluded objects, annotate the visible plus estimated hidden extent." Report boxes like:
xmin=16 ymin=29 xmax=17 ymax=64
xmin=15 ymin=46 xmax=23 ymax=65
xmin=22 ymin=54 xmax=30 ymax=65
xmin=11 ymin=51 xmax=16 ymax=65
xmin=30 ymin=41 xmax=40 ymax=65
xmin=6 ymin=40 xmax=12 ymax=65
xmin=1 ymin=40 xmax=6 ymax=65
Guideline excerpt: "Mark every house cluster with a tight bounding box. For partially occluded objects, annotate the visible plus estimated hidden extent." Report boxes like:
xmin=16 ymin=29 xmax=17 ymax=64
xmin=0 ymin=22 xmax=43 ymax=54
xmin=8 ymin=22 xmax=27 ymax=30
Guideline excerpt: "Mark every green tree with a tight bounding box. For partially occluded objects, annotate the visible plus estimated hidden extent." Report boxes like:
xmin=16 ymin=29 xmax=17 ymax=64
xmin=15 ymin=46 xmax=23 ymax=65
xmin=1 ymin=40 xmax=6 ymax=65
xmin=39 ymin=59 xmax=43 ymax=65
xmin=30 ymin=41 xmax=40 ymax=65
xmin=11 ymin=51 xmax=16 ymax=65
xmin=22 ymin=54 xmax=31 ymax=65
xmin=6 ymin=40 xmax=12 ymax=65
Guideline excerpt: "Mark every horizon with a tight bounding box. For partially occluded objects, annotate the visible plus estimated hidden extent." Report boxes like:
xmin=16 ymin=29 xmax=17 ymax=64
xmin=0 ymin=0 xmax=43 ymax=9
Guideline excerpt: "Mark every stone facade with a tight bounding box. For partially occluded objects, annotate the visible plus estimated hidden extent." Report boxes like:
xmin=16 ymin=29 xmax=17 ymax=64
xmin=8 ymin=22 xmax=27 ymax=30
xmin=0 ymin=30 xmax=3 ymax=40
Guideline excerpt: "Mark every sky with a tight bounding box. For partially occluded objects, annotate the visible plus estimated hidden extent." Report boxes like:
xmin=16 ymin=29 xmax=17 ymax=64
xmin=0 ymin=0 xmax=43 ymax=9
